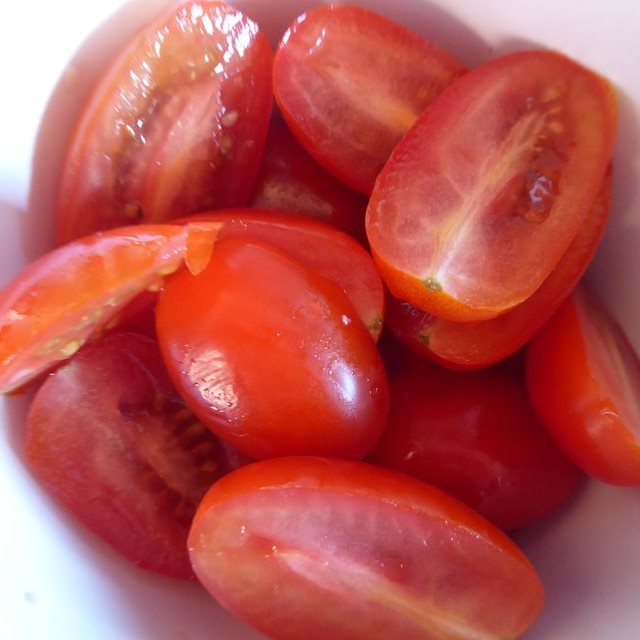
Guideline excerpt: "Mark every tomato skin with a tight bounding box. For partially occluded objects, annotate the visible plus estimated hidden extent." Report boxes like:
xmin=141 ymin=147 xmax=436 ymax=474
xmin=527 ymin=288 xmax=640 ymax=485
xmin=157 ymin=237 xmax=389 ymax=460
xmin=370 ymin=368 xmax=582 ymax=531
xmin=386 ymin=167 xmax=612 ymax=369
xmin=367 ymin=50 xmax=616 ymax=322
xmin=273 ymin=4 xmax=465 ymax=195
xmin=189 ymin=457 xmax=544 ymax=640
xmin=25 ymin=333 xmax=238 ymax=579
xmin=250 ymin=121 xmax=368 ymax=241
xmin=56 ymin=1 xmax=273 ymax=243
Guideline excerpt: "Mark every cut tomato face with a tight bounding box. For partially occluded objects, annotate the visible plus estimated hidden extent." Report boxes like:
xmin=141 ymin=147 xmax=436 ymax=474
xmin=0 ymin=223 xmax=218 ymax=394
xmin=527 ymin=288 xmax=640 ymax=485
xmin=180 ymin=209 xmax=385 ymax=340
xmin=386 ymin=167 xmax=612 ymax=368
xmin=250 ymin=121 xmax=368 ymax=241
xmin=26 ymin=333 xmax=242 ymax=579
xmin=157 ymin=237 xmax=389 ymax=460
xmin=367 ymin=50 xmax=616 ymax=321
xmin=56 ymin=0 xmax=273 ymax=243
xmin=189 ymin=457 xmax=544 ymax=640
xmin=370 ymin=367 xmax=582 ymax=531
xmin=273 ymin=4 xmax=465 ymax=195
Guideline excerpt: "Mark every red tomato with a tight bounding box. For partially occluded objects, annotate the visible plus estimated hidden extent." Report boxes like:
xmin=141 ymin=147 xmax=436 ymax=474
xmin=56 ymin=1 xmax=273 ymax=244
xmin=273 ymin=4 xmax=465 ymax=194
xmin=250 ymin=121 xmax=368 ymax=241
xmin=189 ymin=457 xmax=544 ymax=640
xmin=386 ymin=167 xmax=612 ymax=369
xmin=370 ymin=368 xmax=582 ymax=531
xmin=0 ymin=223 xmax=218 ymax=394
xmin=527 ymin=288 xmax=640 ymax=485
xmin=25 ymin=333 xmax=243 ymax=579
xmin=367 ymin=50 xmax=616 ymax=321
xmin=180 ymin=209 xmax=385 ymax=340
xmin=157 ymin=237 xmax=389 ymax=460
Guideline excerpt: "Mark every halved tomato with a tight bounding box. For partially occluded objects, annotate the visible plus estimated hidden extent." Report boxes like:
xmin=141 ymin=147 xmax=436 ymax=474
xmin=189 ymin=457 xmax=544 ymax=640
xmin=273 ymin=4 xmax=465 ymax=194
xmin=367 ymin=50 xmax=616 ymax=321
xmin=0 ymin=222 xmax=218 ymax=394
xmin=527 ymin=287 xmax=640 ymax=485
xmin=386 ymin=167 xmax=612 ymax=368
xmin=56 ymin=0 xmax=273 ymax=243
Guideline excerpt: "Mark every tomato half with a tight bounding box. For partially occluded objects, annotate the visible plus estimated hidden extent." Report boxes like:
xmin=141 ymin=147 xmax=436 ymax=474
xmin=370 ymin=368 xmax=582 ymax=531
xmin=56 ymin=1 xmax=273 ymax=243
xmin=157 ymin=237 xmax=389 ymax=460
xmin=273 ymin=4 xmax=465 ymax=195
xmin=189 ymin=457 xmax=544 ymax=640
xmin=367 ymin=50 xmax=616 ymax=321
xmin=386 ymin=167 xmax=612 ymax=369
xmin=26 ymin=333 xmax=241 ymax=579
xmin=0 ymin=223 xmax=218 ymax=394
xmin=250 ymin=121 xmax=368 ymax=241
xmin=527 ymin=288 xmax=640 ymax=485
xmin=181 ymin=209 xmax=385 ymax=340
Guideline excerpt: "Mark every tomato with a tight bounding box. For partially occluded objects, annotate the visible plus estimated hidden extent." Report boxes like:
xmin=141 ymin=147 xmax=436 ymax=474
xmin=527 ymin=287 xmax=640 ymax=485
xmin=250 ymin=121 xmax=368 ymax=241
xmin=370 ymin=367 xmax=582 ymax=531
xmin=386 ymin=167 xmax=612 ymax=369
xmin=56 ymin=1 xmax=273 ymax=244
xmin=188 ymin=457 xmax=544 ymax=640
xmin=273 ymin=4 xmax=465 ymax=195
xmin=25 ymin=333 xmax=242 ymax=579
xmin=367 ymin=50 xmax=616 ymax=322
xmin=157 ymin=237 xmax=389 ymax=460
xmin=0 ymin=222 xmax=218 ymax=394
xmin=180 ymin=209 xmax=385 ymax=340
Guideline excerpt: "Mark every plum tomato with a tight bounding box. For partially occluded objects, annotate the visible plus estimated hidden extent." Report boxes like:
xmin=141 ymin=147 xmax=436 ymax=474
xmin=250 ymin=121 xmax=369 ymax=241
xmin=0 ymin=222 xmax=218 ymax=394
xmin=527 ymin=287 xmax=640 ymax=485
xmin=25 ymin=332 xmax=244 ymax=579
xmin=156 ymin=237 xmax=389 ymax=460
xmin=273 ymin=4 xmax=465 ymax=194
xmin=386 ymin=167 xmax=612 ymax=369
xmin=367 ymin=50 xmax=616 ymax=321
xmin=370 ymin=367 xmax=582 ymax=531
xmin=56 ymin=1 xmax=273 ymax=243
xmin=188 ymin=457 xmax=544 ymax=640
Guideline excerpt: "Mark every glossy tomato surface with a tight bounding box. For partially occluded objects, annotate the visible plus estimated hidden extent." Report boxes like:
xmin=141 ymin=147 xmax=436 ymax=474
xmin=274 ymin=4 xmax=465 ymax=194
xmin=370 ymin=367 xmax=582 ymax=530
xmin=157 ymin=237 xmax=389 ymax=460
xmin=189 ymin=457 xmax=544 ymax=640
xmin=56 ymin=1 xmax=273 ymax=243
xmin=367 ymin=50 xmax=616 ymax=321
xmin=25 ymin=333 xmax=239 ymax=579
xmin=527 ymin=288 xmax=640 ymax=485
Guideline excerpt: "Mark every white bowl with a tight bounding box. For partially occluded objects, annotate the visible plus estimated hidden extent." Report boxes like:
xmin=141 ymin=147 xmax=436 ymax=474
xmin=1 ymin=1 xmax=639 ymax=638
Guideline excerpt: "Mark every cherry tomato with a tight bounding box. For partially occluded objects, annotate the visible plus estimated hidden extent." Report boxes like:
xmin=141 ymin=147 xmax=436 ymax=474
xmin=250 ymin=121 xmax=368 ymax=241
xmin=527 ymin=288 xmax=640 ymax=485
xmin=189 ymin=457 xmax=544 ymax=640
xmin=180 ymin=209 xmax=385 ymax=340
xmin=367 ymin=50 xmax=616 ymax=321
xmin=157 ymin=237 xmax=389 ymax=460
xmin=56 ymin=1 xmax=273 ymax=244
xmin=386 ymin=167 xmax=612 ymax=369
xmin=273 ymin=4 xmax=465 ymax=195
xmin=0 ymin=222 xmax=218 ymax=394
xmin=25 ymin=333 xmax=242 ymax=579
xmin=370 ymin=367 xmax=582 ymax=531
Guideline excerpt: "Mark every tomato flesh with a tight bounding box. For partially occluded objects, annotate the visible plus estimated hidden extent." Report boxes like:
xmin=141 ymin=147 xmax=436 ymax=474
xmin=189 ymin=457 xmax=544 ymax=640
xmin=56 ymin=0 xmax=273 ymax=243
xmin=367 ymin=50 xmax=616 ymax=321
